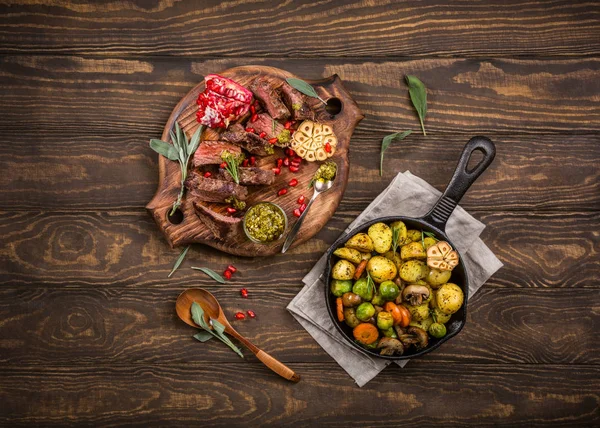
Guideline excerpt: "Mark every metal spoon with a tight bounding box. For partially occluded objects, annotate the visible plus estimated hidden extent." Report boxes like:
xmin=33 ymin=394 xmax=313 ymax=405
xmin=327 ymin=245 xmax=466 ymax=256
xmin=281 ymin=176 xmax=335 ymax=253
xmin=176 ymin=288 xmax=300 ymax=382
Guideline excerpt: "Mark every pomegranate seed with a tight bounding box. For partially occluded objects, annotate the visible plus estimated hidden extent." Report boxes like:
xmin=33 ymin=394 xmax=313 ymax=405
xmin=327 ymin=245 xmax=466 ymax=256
xmin=325 ymin=142 xmax=332 ymax=153
xmin=242 ymin=159 xmax=249 ymax=167
xmin=278 ymin=188 xmax=288 ymax=196
xmin=220 ymin=162 xmax=227 ymax=169
xmin=251 ymin=113 xmax=258 ymax=122
xmin=276 ymin=158 xmax=283 ymax=168
xmin=272 ymin=167 xmax=281 ymax=175
xmin=289 ymin=165 xmax=300 ymax=173
xmin=227 ymin=265 xmax=237 ymax=273
xmin=293 ymin=208 xmax=301 ymax=217
xmin=300 ymin=203 xmax=307 ymax=212
xmin=284 ymin=121 xmax=292 ymax=130
xmin=223 ymin=270 xmax=233 ymax=280
xmin=290 ymin=129 xmax=295 ymax=136
xmin=289 ymin=178 xmax=298 ymax=187
xmin=283 ymin=157 xmax=290 ymax=167
xmin=203 ymin=171 xmax=212 ymax=178
xmin=269 ymin=137 xmax=278 ymax=145
xmin=297 ymin=195 xmax=305 ymax=204
xmin=250 ymin=105 xmax=256 ymax=114
xmin=247 ymin=310 xmax=256 ymax=318
xmin=245 ymin=127 xmax=255 ymax=133
xmin=293 ymin=156 xmax=302 ymax=163
xmin=288 ymin=149 xmax=296 ymax=157
xmin=259 ymin=131 xmax=267 ymax=138
xmin=226 ymin=207 xmax=237 ymax=215
xmin=250 ymin=156 xmax=256 ymax=166
xmin=240 ymin=288 xmax=248 ymax=298
xmin=291 ymin=160 xmax=301 ymax=168
xmin=234 ymin=312 xmax=246 ymax=320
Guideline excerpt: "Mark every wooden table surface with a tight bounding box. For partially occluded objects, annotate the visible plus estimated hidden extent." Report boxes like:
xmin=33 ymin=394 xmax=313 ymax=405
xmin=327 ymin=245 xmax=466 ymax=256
xmin=0 ymin=1 xmax=598 ymax=426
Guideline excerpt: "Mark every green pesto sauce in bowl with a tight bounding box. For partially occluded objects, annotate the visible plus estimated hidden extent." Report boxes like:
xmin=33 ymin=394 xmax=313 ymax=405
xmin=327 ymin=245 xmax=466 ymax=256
xmin=243 ymin=202 xmax=287 ymax=243
xmin=313 ymin=161 xmax=337 ymax=183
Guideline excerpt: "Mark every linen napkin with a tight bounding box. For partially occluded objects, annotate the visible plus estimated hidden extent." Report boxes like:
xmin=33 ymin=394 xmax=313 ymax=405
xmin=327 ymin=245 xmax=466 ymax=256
xmin=287 ymin=171 xmax=503 ymax=386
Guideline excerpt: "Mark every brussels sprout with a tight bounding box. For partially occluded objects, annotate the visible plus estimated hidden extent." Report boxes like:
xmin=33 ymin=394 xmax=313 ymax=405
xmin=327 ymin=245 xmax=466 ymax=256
xmin=400 ymin=241 xmax=427 ymax=260
xmin=356 ymin=302 xmax=376 ymax=321
xmin=368 ymin=222 xmax=393 ymax=254
xmin=379 ymin=280 xmax=400 ymax=301
xmin=345 ymin=233 xmax=374 ymax=252
xmin=330 ymin=279 xmax=353 ymax=297
xmin=429 ymin=322 xmax=447 ymax=338
xmin=376 ymin=311 xmax=394 ymax=330
xmin=382 ymin=327 xmax=398 ymax=338
xmin=343 ymin=308 xmax=361 ymax=328
xmin=333 ymin=247 xmax=363 ymax=264
xmin=367 ymin=256 xmax=397 ymax=283
xmin=432 ymin=307 xmax=452 ymax=324
xmin=426 ymin=268 xmax=452 ymax=289
xmin=371 ymin=293 xmax=385 ymax=306
xmin=399 ymin=260 xmax=428 ymax=283
xmin=352 ymin=278 xmax=374 ymax=301
xmin=436 ymin=283 xmax=464 ymax=315
xmin=331 ymin=259 xmax=355 ymax=280
xmin=406 ymin=303 xmax=430 ymax=321
xmin=409 ymin=316 xmax=433 ymax=332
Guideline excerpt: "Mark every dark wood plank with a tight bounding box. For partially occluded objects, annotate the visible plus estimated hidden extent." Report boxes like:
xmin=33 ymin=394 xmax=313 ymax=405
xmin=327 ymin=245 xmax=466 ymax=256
xmin=0 ymin=286 xmax=597 ymax=366
xmin=0 ymin=211 xmax=597 ymax=289
xmin=0 ymin=364 xmax=597 ymax=426
xmin=0 ymin=56 xmax=598 ymax=136
xmin=1 ymin=132 xmax=597 ymax=211
xmin=0 ymin=0 xmax=598 ymax=58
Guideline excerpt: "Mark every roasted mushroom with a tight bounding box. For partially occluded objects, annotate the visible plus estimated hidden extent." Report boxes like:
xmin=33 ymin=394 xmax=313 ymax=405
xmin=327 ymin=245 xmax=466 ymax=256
xmin=402 ymin=284 xmax=431 ymax=306
xmin=426 ymin=241 xmax=459 ymax=271
xmin=399 ymin=326 xmax=429 ymax=350
xmin=377 ymin=337 xmax=405 ymax=356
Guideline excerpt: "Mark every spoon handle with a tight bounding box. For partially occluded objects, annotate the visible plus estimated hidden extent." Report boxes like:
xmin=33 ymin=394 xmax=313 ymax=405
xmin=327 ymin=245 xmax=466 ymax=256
xmin=228 ymin=328 xmax=301 ymax=383
xmin=281 ymin=191 xmax=319 ymax=253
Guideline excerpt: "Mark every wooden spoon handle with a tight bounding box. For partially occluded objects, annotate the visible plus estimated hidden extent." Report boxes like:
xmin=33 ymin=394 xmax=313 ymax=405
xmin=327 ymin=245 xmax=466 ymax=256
xmin=254 ymin=349 xmax=301 ymax=383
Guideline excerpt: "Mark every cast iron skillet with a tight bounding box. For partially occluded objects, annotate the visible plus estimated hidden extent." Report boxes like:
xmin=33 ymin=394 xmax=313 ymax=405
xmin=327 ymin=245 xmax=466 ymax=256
xmin=324 ymin=136 xmax=496 ymax=360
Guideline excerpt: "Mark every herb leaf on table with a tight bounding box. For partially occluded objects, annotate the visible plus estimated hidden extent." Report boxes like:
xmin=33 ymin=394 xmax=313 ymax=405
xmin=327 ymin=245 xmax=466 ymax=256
xmin=286 ymin=78 xmax=327 ymax=105
xmin=191 ymin=302 xmax=244 ymax=357
xmin=191 ymin=267 xmax=226 ymax=283
xmin=168 ymin=245 xmax=190 ymax=278
xmin=380 ymin=130 xmax=412 ymax=176
xmin=405 ymin=75 xmax=428 ymax=135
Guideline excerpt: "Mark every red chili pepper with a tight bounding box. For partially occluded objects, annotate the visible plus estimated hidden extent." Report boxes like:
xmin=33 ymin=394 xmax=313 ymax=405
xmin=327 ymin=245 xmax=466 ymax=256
xmin=289 ymin=165 xmax=300 ymax=173
xmin=289 ymin=178 xmax=298 ymax=187
xmin=325 ymin=142 xmax=332 ymax=153
xmin=251 ymin=113 xmax=258 ymax=122
xmin=220 ymin=162 xmax=227 ymax=169
xmin=300 ymin=203 xmax=307 ymax=213
xmin=227 ymin=265 xmax=237 ymax=273
xmin=283 ymin=157 xmax=290 ymax=167
xmin=278 ymin=188 xmax=288 ymax=196
xmin=249 ymin=156 xmax=256 ymax=166
xmin=276 ymin=158 xmax=283 ymax=168
xmin=234 ymin=312 xmax=245 ymax=320
xmin=247 ymin=310 xmax=256 ymax=318
xmin=240 ymin=288 xmax=248 ymax=298
xmin=226 ymin=207 xmax=237 ymax=215
xmin=259 ymin=131 xmax=267 ymax=138
xmin=245 ymin=127 xmax=255 ymax=133
xmin=250 ymin=105 xmax=256 ymax=114
xmin=284 ymin=121 xmax=292 ymax=130
xmin=223 ymin=269 xmax=232 ymax=280
xmin=268 ymin=137 xmax=278 ymax=145
xmin=242 ymin=159 xmax=249 ymax=167
xmin=297 ymin=195 xmax=305 ymax=204
xmin=272 ymin=167 xmax=281 ymax=175
xmin=293 ymin=208 xmax=301 ymax=217
xmin=203 ymin=171 xmax=212 ymax=178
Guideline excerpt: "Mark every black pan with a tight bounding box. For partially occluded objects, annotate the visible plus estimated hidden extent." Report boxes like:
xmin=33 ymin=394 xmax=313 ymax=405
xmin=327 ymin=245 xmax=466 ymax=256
xmin=324 ymin=136 xmax=496 ymax=360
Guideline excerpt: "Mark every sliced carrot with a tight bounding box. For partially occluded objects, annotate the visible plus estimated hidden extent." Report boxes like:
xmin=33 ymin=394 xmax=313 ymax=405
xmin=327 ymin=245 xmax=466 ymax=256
xmin=384 ymin=301 xmax=403 ymax=326
xmin=353 ymin=260 xmax=368 ymax=280
xmin=336 ymin=297 xmax=344 ymax=322
xmin=353 ymin=323 xmax=379 ymax=345
xmin=398 ymin=305 xmax=412 ymax=328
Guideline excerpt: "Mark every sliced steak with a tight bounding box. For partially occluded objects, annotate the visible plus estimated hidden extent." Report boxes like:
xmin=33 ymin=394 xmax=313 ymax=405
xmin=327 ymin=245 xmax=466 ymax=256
xmin=249 ymin=77 xmax=290 ymax=120
xmin=280 ymin=82 xmax=314 ymax=120
xmin=192 ymin=141 xmax=242 ymax=167
xmin=185 ymin=172 xmax=248 ymax=202
xmin=193 ymin=201 xmax=241 ymax=240
xmin=215 ymin=167 xmax=275 ymax=186
xmin=222 ymin=124 xmax=274 ymax=156
xmin=247 ymin=113 xmax=287 ymax=142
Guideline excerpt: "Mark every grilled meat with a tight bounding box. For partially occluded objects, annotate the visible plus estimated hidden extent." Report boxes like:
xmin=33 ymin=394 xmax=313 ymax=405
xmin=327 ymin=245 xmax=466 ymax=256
xmin=246 ymin=113 xmax=290 ymax=147
xmin=280 ymin=82 xmax=313 ymax=120
xmin=215 ymin=167 xmax=275 ymax=186
xmin=249 ymin=77 xmax=290 ymax=120
xmin=221 ymin=124 xmax=274 ymax=156
xmin=185 ymin=172 xmax=248 ymax=202
xmin=192 ymin=141 xmax=242 ymax=167
xmin=193 ymin=201 xmax=241 ymax=240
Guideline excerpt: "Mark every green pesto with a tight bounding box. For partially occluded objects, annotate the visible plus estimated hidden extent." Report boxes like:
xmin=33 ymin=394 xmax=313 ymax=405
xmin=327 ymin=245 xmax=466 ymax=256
xmin=277 ymin=129 xmax=291 ymax=145
xmin=244 ymin=203 xmax=285 ymax=242
xmin=292 ymin=102 xmax=302 ymax=111
xmin=225 ymin=196 xmax=246 ymax=210
xmin=313 ymin=161 xmax=337 ymax=182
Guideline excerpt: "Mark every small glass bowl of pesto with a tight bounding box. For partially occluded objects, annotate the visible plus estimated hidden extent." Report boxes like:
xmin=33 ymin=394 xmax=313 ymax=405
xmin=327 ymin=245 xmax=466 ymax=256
xmin=243 ymin=202 xmax=288 ymax=244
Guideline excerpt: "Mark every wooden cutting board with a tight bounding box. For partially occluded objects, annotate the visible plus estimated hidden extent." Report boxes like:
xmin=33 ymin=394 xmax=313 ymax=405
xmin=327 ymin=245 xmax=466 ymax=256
xmin=146 ymin=66 xmax=363 ymax=256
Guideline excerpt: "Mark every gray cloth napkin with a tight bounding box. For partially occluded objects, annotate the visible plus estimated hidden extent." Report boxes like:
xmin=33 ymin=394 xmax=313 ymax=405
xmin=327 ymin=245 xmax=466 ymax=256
xmin=287 ymin=171 xmax=503 ymax=387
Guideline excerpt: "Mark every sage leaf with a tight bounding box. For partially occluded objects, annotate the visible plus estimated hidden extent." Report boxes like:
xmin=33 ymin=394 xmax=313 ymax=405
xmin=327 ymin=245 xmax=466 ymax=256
xmin=211 ymin=319 xmax=226 ymax=336
xmin=150 ymin=139 xmax=179 ymax=161
xmin=167 ymin=245 xmax=190 ymax=278
xmin=188 ymin=126 xmax=203 ymax=156
xmin=286 ymin=77 xmax=327 ymax=105
xmin=405 ymin=75 xmax=427 ymax=135
xmin=380 ymin=130 xmax=412 ymax=176
xmin=191 ymin=302 xmax=210 ymax=330
xmin=193 ymin=331 xmax=213 ymax=342
xmin=191 ymin=267 xmax=226 ymax=284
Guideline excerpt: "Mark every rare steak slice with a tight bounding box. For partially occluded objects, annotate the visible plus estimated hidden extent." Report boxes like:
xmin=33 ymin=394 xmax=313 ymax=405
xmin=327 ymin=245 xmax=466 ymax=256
xmin=215 ymin=167 xmax=275 ymax=186
xmin=193 ymin=201 xmax=241 ymax=240
xmin=192 ymin=141 xmax=242 ymax=167
xmin=280 ymin=82 xmax=313 ymax=120
xmin=246 ymin=113 xmax=291 ymax=147
xmin=221 ymin=124 xmax=274 ymax=156
xmin=185 ymin=172 xmax=248 ymax=202
xmin=249 ymin=77 xmax=290 ymax=120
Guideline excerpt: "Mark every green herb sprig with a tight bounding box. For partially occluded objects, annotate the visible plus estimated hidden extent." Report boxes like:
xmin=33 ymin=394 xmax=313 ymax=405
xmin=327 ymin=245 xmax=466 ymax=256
xmin=221 ymin=150 xmax=245 ymax=184
xmin=286 ymin=78 xmax=327 ymax=106
xmin=421 ymin=230 xmax=439 ymax=249
xmin=150 ymin=123 xmax=204 ymax=215
xmin=405 ymin=75 xmax=427 ymax=135
xmin=391 ymin=226 xmax=401 ymax=253
xmin=191 ymin=267 xmax=226 ymax=284
xmin=168 ymin=245 xmax=190 ymax=278
xmin=191 ymin=302 xmax=244 ymax=358
xmin=366 ymin=272 xmax=375 ymax=297
xmin=380 ymin=130 xmax=412 ymax=176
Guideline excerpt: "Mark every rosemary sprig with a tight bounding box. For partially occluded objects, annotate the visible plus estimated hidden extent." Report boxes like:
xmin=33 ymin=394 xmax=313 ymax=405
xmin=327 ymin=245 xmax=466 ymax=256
xmin=391 ymin=226 xmax=401 ymax=253
xmin=421 ymin=230 xmax=439 ymax=249
xmin=221 ymin=150 xmax=245 ymax=184
xmin=191 ymin=302 xmax=244 ymax=358
xmin=366 ymin=272 xmax=375 ymax=297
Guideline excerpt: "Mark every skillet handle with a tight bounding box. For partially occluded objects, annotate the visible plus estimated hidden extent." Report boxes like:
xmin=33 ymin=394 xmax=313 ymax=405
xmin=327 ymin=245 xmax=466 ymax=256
xmin=422 ymin=136 xmax=496 ymax=231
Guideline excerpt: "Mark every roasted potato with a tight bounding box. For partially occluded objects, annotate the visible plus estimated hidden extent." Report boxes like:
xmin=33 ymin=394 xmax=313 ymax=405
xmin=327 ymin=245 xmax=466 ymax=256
xmin=331 ymin=259 xmax=356 ymax=280
xmin=409 ymin=316 xmax=434 ymax=331
xmin=368 ymin=222 xmax=393 ymax=254
xmin=432 ymin=307 xmax=452 ymax=324
xmin=399 ymin=260 xmax=428 ymax=283
xmin=383 ymin=251 xmax=402 ymax=270
xmin=407 ymin=229 xmax=422 ymax=242
xmin=436 ymin=283 xmax=464 ymax=315
xmin=345 ymin=233 xmax=374 ymax=253
xmin=405 ymin=303 xmax=430 ymax=321
xmin=422 ymin=237 xmax=437 ymax=250
xmin=333 ymin=247 xmax=362 ymax=264
xmin=390 ymin=221 xmax=409 ymax=245
xmin=366 ymin=256 xmax=397 ymax=283
xmin=360 ymin=252 xmax=372 ymax=261
xmin=400 ymin=241 xmax=427 ymax=260
xmin=426 ymin=268 xmax=452 ymax=289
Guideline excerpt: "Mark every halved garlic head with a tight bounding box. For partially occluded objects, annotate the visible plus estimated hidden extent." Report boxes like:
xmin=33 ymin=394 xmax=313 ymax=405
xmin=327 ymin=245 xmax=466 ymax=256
xmin=290 ymin=120 xmax=337 ymax=162
xmin=426 ymin=240 xmax=459 ymax=271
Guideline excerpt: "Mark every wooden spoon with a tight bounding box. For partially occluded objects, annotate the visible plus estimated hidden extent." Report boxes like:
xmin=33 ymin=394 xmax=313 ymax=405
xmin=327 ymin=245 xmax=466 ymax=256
xmin=176 ymin=288 xmax=300 ymax=383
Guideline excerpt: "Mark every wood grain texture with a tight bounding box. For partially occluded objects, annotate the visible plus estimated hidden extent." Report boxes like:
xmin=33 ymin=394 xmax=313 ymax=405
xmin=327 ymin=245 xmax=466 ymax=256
xmin=146 ymin=66 xmax=363 ymax=252
xmin=0 ymin=364 xmax=597 ymax=427
xmin=0 ymin=211 xmax=596 ymax=289
xmin=0 ymin=56 xmax=598 ymax=135
xmin=0 ymin=286 xmax=597 ymax=366
xmin=0 ymin=0 xmax=598 ymax=58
